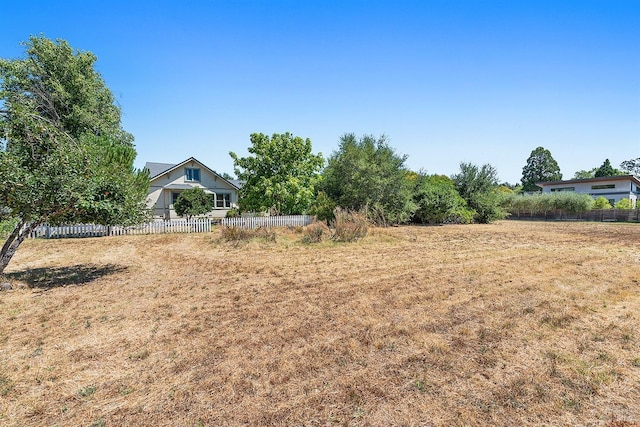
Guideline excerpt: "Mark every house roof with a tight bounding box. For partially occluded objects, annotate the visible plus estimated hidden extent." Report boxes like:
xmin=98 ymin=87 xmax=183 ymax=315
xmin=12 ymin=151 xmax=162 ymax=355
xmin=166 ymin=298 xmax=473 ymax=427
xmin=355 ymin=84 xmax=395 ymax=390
xmin=144 ymin=157 xmax=240 ymax=189
xmin=145 ymin=162 xmax=176 ymax=179
xmin=536 ymin=175 xmax=640 ymax=187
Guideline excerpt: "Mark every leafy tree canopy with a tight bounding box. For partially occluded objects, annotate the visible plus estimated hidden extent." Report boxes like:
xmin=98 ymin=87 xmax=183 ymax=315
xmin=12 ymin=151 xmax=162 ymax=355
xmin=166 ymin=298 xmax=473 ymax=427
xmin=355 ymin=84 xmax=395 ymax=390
xmin=0 ymin=36 xmax=149 ymax=273
xmin=174 ymin=187 xmax=213 ymax=220
xmin=230 ymin=132 xmax=324 ymax=215
xmin=320 ymin=133 xmax=416 ymax=225
xmin=573 ymin=169 xmax=597 ymax=179
xmin=451 ymin=162 xmax=506 ymax=223
xmin=413 ymin=174 xmax=472 ymax=224
xmin=594 ymin=159 xmax=623 ymax=177
xmin=619 ymin=158 xmax=640 ymax=176
xmin=521 ymin=146 xmax=562 ymax=192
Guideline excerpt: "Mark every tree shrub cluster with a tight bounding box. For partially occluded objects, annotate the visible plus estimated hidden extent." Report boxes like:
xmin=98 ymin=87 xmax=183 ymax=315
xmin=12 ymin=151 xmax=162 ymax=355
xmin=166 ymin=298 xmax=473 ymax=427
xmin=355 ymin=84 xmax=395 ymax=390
xmin=503 ymin=192 xmax=595 ymax=216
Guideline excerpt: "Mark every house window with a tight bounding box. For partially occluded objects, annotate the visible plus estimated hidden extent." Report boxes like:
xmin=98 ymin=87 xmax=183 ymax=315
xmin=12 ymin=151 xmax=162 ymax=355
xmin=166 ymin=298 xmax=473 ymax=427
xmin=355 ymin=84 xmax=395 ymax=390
xmin=608 ymin=199 xmax=615 ymax=206
xmin=215 ymin=193 xmax=231 ymax=208
xmin=185 ymin=168 xmax=201 ymax=182
xmin=591 ymin=184 xmax=615 ymax=190
xmin=550 ymin=187 xmax=575 ymax=192
xmin=171 ymin=191 xmax=181 ymax=205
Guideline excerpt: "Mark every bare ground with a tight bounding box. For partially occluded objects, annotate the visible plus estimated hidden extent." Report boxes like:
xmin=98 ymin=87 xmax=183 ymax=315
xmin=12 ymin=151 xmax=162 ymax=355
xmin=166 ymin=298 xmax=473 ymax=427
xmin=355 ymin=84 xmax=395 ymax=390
xmin=0 ymin=221 xmax=639 ymax=426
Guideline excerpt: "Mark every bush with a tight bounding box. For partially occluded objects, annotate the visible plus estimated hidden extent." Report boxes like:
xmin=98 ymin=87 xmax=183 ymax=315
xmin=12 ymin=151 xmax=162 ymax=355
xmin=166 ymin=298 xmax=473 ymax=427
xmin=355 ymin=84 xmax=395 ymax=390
xmin=615 ymin=198 xmax=633 ymax=209
xmin=503 ymin=192 xmax=595 ymax=215
xmin=225 ymin=208 xmax=240 ymax=218
xmin=331 ymin=208 xmax=368 ymax=242
xmin=220 ymin=226 xmax=275 ymax=242
xmin=301 ymin=222 xmax=330 ymax=244
xmin=593 ymin=196 xmax=612 ymax=209
xmin=309 ymin=191 xmax=336 ymax=224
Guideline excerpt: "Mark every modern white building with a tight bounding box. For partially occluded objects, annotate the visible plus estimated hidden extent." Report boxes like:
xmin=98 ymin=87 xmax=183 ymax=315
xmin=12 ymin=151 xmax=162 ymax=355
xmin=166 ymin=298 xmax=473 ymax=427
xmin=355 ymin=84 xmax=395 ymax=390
xmin=145 ymin=157 xmax=240 ymax=219
xmin=536 ymin=175 xmax=640 ymax=208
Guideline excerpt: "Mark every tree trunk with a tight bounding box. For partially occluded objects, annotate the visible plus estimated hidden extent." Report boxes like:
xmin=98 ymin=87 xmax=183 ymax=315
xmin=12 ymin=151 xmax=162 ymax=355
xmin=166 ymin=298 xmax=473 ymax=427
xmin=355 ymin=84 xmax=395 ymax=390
xmin=0 ymin=220 xmax=39 ymax=275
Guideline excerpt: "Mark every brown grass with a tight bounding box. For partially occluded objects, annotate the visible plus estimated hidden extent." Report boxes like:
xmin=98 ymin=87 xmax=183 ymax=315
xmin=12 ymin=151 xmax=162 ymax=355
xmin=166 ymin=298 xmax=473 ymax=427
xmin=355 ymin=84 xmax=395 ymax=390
xmin=1 ymin=221 xmax=639 ymax=426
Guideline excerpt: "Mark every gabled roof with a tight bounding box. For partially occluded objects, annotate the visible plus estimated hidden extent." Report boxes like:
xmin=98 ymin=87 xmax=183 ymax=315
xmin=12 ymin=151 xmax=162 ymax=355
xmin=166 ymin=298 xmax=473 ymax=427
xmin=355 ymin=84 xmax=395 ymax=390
xmin=144 ymin=162 xmax=176 ymax=179
xmin=537 ymin=175 xmax=640 ymax=187
xmin=144 ymin=157 xmax=239 ymax=189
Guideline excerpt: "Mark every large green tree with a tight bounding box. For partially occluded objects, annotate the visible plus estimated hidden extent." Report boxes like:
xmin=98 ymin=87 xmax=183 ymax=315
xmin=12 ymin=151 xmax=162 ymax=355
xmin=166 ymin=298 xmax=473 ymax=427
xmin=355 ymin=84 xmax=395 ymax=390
xmin=620 ymin=158 xmax=640 ymax=176
xmin=0 ymin=36 xmax=149 ymax=273
xmin=521 ymin=146 xmax=562 ymax=192
xmin=320 ymin=133 xmax=416 ymax=225
xmin=594 ymin=159 xmax=623 ymax=177
xmin=230 ymin=132 xmax=324 ymax=215
xmin=451 ymin=162 xmax=506 ymax=223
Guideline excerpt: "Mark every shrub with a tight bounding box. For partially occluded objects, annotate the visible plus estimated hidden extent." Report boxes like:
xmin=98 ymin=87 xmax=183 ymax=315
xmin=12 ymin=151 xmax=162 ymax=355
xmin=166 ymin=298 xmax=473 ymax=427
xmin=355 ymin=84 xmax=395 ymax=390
xmin=593 ymin=196 xmax=612 ymax=209
xmin=225 ymin=208 xmax=240 ymax=218
xmin=309 ymin=191 xmax=336 ymax=224
xmin=615 ymin=198 xmax=633 ymax=209
xmin=331 ymin=208 xmax=368 ymax=242
xmin=301 ymin=222 xmax=330 ymax=244
xmin=220 ymin=226 xmax=276 ymax=242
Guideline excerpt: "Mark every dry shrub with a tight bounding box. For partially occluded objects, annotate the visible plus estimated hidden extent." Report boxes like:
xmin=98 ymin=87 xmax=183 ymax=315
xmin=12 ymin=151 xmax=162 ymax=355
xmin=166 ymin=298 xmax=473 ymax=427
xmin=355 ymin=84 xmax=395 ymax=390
xmin=301 ymin=222 xmax=330 ymax=244
xmin=220 ymin=226 xmax=276 ymax=242
xmin=331 ymin=208 xmax=368 ymax=242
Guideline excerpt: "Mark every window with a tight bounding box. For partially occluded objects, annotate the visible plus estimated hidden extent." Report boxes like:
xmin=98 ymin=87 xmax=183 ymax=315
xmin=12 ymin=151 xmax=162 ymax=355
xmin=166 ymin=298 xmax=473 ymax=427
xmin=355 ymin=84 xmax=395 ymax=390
xmin=550 ymin=187 xmax=575 ymax=192
xmin=608 ymin=199 xmax=615 ymax=206
xmin=591 ymin=184 xmax=615 ymax=190
xmin=171 ymin=191 xmax=181 ymax=205
xmin=185 ymin=168 xmax=201 ymax=182
xmin=215 ymin=193 xmax=231 ymax=208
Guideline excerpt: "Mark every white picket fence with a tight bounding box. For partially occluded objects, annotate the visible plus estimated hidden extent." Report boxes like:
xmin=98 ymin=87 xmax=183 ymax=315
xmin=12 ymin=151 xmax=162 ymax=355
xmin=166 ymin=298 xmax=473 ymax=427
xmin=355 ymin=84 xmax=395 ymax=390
xmin=220 ymin=215 xmax=313 ymax=229
xmin=30 ymin=218 xmax=212 ymax=239
xmin=29 ymin=215 xmax=313 ymax=238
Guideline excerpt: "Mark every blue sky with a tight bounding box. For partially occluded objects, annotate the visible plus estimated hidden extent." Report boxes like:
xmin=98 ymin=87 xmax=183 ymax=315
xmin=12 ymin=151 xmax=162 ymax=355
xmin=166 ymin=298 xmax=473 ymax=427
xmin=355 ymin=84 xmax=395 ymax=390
xmin=2 ymin=0 xmax=639 ymax=184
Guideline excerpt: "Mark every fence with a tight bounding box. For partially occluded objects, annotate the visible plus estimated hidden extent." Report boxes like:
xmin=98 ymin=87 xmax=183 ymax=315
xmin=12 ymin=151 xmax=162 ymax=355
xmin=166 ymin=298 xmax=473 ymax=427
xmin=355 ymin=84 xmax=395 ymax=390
xmin=29 ymin=215 xmax=314 ymax=239
xmin=507 ymin=209 xmax=640 ymax=223
xmin=220 ymin=215 xmax=313 ymax=229
xmin=30 ymin=218 xmax=213 ymax=239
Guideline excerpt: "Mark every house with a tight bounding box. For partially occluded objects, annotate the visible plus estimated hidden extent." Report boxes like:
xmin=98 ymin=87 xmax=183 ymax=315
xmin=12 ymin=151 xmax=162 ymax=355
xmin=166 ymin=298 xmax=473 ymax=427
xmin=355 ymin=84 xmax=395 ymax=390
xmin=536 ymin=175 xmax=640 ymax=208
xmin=145 ymin=157 xmax=240 ymax=219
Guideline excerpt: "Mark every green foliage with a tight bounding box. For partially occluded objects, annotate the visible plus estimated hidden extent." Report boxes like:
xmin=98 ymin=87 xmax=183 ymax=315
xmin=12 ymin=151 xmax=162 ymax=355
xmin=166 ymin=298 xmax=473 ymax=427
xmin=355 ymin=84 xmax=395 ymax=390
xmin=330 ymin=208 xmax=368 ymax=242
xmin=619 ymin=158 xmax=640 ymax=176
xmin=573 ymin=169 xmax=596 ymax=179
xmin=0 ymin=36 xmax=149 ymax=273
xmin=173 ymin=187 xmax=213 ymax=220
xmin=225 ymin=208 xmax=240 ymax=218
xmin=594 ymin=159 xmax=623 ymax=178
xmin=521 ymin=146 xmax=562 ymax=192
xmin=413 ymin=174 xmax=472 ymax=224
xmin=0 ymin=218 xmax=18 ymax=239
xmin=451 ymin=163 xmax=506 ymax=223
xmin=504 ymin=192 xmax=594 ymax=215
xmin=309 ymin=191 xmax=336 ymax=224
xmin=615 ymin=198 xmax=633 ymax=209
xmin=320 ymin=133 xmax=416 ymax=225
xmin=230 ymin=132 xmax=324 ymax=215
xmin=593 ymin=196 xmax=612 ymax=209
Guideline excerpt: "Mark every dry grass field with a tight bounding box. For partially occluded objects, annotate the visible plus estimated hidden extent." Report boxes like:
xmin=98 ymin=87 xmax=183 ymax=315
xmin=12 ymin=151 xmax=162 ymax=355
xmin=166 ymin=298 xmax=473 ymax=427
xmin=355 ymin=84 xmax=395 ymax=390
xmin=0 ymin=221 xmax=639 ymax=426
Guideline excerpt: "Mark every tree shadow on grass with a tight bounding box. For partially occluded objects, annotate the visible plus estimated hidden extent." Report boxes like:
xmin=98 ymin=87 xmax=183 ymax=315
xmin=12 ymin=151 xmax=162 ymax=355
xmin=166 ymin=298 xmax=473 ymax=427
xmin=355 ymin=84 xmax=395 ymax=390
xmin=5 ymin=264 xmax=127 ymax=290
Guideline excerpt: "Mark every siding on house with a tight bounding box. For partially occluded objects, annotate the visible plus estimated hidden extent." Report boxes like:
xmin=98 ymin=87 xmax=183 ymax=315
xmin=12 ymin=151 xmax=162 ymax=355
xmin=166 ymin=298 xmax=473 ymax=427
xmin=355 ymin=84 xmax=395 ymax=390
xmin=145 ymin=157 xmax=239 ymax=219
xmin=536 ymin=175 xmax=640 ymax=208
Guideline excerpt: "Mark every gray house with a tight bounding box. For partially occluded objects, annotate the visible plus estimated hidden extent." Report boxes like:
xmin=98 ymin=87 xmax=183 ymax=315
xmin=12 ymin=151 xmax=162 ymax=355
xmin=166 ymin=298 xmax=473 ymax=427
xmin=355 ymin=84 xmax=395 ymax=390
xmin=536 ymin=175 xmax=640 ymax=208
xmin=145 ymin=157 xmax=240 ymax=219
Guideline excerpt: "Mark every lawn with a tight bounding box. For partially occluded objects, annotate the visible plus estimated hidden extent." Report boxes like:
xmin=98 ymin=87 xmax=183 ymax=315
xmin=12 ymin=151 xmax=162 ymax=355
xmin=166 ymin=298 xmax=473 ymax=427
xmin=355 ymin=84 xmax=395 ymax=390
xmin=0 ymin=221 xmax=639 ymax=426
